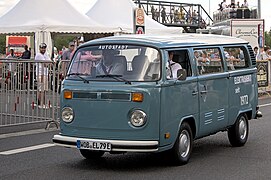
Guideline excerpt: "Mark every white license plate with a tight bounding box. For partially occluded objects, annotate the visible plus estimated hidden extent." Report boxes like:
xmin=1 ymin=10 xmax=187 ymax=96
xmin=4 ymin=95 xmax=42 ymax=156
xmin=76 ymin=140 xmax=111 ymax=151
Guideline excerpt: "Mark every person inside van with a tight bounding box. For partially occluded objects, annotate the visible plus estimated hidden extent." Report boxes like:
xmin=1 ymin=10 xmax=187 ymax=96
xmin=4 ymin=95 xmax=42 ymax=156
xmin=96 ymin=50 xmax=124 ymax=76
xmin=166 ymin=51 xmax=182 ymax=79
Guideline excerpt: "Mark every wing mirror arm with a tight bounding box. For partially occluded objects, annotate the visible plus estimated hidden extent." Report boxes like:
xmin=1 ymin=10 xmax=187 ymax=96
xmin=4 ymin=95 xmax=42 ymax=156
xmin=177 ymin=69 xmax=187 ymax=81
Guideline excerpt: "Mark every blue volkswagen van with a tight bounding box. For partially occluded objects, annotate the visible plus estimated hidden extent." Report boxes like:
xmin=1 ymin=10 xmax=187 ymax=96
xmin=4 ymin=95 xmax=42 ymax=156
xmin=53 ymin=34 xmax=261 ymax=165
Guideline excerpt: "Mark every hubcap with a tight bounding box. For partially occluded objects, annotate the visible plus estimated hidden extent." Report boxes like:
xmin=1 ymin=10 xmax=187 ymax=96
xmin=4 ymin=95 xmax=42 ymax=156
xmin=239 ymin=117 xmax=247 ymax=140
xmin=179 ymin=130 xmax=190 ymax=158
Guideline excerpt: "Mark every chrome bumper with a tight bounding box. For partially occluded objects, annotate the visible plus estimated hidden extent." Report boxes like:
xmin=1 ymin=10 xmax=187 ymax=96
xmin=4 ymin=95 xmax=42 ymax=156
xmin=53 ymin=134 xmax=159 ymax=152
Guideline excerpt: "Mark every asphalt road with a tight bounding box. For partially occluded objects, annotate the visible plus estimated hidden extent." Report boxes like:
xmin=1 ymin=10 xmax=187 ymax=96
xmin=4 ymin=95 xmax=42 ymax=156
xmin=0 ymin=97 xmax=270 ymax=180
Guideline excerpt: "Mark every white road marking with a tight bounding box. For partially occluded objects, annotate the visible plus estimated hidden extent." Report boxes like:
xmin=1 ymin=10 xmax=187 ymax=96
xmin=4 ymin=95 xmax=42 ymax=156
xmin=259 ymin=103 xmax=271 ymax=107
xmin=0 ymin=128 xmax=58 ymax=139
xmin=0 ymin=143 xmax=55 ymax=155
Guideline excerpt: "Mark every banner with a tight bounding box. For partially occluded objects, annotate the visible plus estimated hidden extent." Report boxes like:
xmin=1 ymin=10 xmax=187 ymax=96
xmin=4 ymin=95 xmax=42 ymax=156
xmin=257 ymin=61 xmax=269 ymax=87
xmin=134 ymin=8 xmax=145 ymax=34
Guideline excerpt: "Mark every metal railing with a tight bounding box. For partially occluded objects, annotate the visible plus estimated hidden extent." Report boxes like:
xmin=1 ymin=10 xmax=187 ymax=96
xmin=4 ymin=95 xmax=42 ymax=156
xmin=133 ymin=0 xmax=213 ymax=32
xmin=0 ymin=58 xmax=70 ymax=129
xmin=213 ymin=7 xmax=258 ymax=23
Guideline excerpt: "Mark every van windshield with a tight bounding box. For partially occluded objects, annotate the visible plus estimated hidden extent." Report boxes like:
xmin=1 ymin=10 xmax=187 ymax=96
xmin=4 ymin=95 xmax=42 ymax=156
xmin=67 ymin=45 xmax=161 ymax=82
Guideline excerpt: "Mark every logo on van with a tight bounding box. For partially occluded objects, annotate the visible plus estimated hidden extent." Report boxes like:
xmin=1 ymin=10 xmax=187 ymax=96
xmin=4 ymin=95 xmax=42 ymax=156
xmin=98 ymin=45 xmax=128 ymax=50
xmin=234 ymin=75 xmax=252 ymax=85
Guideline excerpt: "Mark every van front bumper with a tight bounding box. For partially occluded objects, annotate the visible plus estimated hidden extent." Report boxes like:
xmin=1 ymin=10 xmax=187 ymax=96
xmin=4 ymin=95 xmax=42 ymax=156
xmin=53 ymin=134 xmax=159 ymax=152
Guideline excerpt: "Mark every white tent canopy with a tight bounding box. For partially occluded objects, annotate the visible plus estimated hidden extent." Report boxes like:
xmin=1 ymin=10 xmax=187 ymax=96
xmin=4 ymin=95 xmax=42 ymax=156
xmin=0 ymin=0 xmax=121 ymax=56
xmin=86 ymin=0 xmax=183 ymax=35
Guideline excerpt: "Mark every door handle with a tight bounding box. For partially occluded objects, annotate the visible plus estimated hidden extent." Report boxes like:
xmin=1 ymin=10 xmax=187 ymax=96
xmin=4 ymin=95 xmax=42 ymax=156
xmin=192 ymin=91 xmax=198 ymax=96
xmin=200 ymin=90 xmax=207 ymax=94
xmin=200 ymin=85 xmax=207 ymax=94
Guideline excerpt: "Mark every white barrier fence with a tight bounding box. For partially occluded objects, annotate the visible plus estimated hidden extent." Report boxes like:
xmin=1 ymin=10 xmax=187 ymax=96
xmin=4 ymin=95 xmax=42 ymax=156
xmin=0 ymin=58 xmax=70 ymax=128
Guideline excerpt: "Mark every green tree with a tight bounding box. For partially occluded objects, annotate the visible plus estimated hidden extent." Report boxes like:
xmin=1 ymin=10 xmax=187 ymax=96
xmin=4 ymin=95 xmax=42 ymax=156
xmin=0 ymin=35 xmax=6 ymax=55
xmin=53 ymin=35 xmax=75 ymax=52
xmin=265 ymin=31 xmax=271 ymax=47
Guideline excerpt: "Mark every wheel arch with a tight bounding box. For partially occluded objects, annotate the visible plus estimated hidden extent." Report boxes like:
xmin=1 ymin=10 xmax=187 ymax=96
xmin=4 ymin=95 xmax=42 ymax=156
xmin=179 ymin=116 xmax=197 ymax=139
xmin=237 ymin=109 xmax=252 ymax=121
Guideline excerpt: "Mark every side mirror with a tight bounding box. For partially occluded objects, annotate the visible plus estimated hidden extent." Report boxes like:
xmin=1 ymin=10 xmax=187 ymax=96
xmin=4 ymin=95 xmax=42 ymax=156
xmin=177 ymin=69 xmax=187 ymax=81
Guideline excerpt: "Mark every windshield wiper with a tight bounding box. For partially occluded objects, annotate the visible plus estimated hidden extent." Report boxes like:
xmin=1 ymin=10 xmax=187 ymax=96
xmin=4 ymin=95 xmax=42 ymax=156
xmin=67 ymin=73 xmax=89 ymax=83
xmin=96 ymin=74 xmax=131 ymax=85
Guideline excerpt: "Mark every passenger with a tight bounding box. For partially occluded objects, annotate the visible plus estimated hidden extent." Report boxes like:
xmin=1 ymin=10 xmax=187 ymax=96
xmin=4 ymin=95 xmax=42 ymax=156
xmin=96 ymin=50 xmax=124 ymax=76
xmin=166 ymin=51 xmax=182 ymax=79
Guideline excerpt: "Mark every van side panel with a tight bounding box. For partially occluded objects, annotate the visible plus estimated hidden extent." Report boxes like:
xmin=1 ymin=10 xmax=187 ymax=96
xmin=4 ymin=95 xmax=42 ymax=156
xmin=228 ymin=68 xmax=257 ymax=125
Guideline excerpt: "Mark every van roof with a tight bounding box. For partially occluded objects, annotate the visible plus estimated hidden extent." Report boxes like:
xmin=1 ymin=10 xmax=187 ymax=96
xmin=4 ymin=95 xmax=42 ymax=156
xmin=83 ymin=34 xmax=248 ymax=49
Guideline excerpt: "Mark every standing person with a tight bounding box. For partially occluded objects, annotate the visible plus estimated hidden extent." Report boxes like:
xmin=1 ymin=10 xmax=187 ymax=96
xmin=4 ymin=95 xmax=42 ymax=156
xmin=61 ymin=41 xmax=75 ymax=75
xmin=253 ymin=47 xmax=258 ymax=57
xmin=243 ymin=0 xmax=248 ymax=8
xmin=35 ymin=43 xmax=50 ymax=108
xmin=161 ymin=7 xmax=166 ymax=23
xmin=5 ymin=49 xmax=16 ymax=85
xmin=21 ymin=45 xmax=31 ymax=59
xmin=170 ymin=7 xmax=174 ymax=23
xmin=62 ymin=42 xmax=75 ymax=60
xmin=221 ymin=0 xmax=227 ymax=10
xmin=151 ymin=6 xmax=155 ymax=20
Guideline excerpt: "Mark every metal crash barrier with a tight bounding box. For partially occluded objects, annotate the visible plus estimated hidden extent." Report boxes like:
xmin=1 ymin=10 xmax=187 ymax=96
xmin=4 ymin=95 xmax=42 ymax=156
xmin=0 ymin=58 xmax=70 ymax=129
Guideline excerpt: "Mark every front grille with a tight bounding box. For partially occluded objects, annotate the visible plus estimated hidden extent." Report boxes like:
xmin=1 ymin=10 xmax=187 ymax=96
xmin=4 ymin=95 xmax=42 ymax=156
xmin=73 ymin=92 xmax=131 ymax=101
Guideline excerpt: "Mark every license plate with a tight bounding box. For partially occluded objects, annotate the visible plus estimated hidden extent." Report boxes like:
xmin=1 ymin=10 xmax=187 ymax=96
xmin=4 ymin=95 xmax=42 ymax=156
xmin=76 ymin=140 xmax=111 ymax=151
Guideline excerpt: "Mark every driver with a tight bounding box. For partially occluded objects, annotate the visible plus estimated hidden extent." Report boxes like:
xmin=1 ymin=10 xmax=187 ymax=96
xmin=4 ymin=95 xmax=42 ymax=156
xmin=96 ymin=50 xmax=124 ymax=75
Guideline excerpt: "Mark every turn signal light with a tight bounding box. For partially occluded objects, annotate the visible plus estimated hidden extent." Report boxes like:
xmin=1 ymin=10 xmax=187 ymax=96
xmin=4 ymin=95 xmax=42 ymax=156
xmin=132 ymin=92 xmax=144 ymax=102
xmin=64 ymin=91 xmax=72 ymax=99
xmin=165 ymin=132 xmax=171 ymax=139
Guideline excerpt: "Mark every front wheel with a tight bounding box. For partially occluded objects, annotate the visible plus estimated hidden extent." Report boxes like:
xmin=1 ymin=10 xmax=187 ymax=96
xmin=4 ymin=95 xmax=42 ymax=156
xmin=228 ymin=114 xmax=249 ymax=147
xmin=170 ymin=122 xmax=193 ymax=165
xmin=79 ymin=149 xmax=105 ymax=159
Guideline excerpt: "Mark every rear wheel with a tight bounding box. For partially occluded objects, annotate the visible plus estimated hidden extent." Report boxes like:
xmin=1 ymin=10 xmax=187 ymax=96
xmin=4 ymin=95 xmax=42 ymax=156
xmin=228 ymin=114 xmax=249 ymax=147
xmin=79 ymin=149 xmax=105 ymax=159
xmin=170 ymin=122 xmax=193 ymax=165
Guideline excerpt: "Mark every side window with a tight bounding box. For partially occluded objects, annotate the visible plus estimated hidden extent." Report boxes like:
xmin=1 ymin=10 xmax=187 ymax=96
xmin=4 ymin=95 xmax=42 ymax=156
xmin=194 ymin=48 xmax=223 ymax=75
xmin=223 ymin=46 xmax=249 ymax=71
xmin=165 ymin=49 xmax=192 ymax=79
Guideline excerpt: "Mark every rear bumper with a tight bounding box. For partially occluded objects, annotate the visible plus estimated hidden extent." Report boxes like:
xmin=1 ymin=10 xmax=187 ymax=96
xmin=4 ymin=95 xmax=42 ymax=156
xmin=53 ymin=134 xmax=159 ymax=152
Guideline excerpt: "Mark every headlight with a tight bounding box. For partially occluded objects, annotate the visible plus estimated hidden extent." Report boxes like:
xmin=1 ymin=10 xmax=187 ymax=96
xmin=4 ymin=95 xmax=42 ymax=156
xmin=130 ymin=110 xmax=147 ymax=127
xmin=61 ymin=107 xmax=74 ymax=123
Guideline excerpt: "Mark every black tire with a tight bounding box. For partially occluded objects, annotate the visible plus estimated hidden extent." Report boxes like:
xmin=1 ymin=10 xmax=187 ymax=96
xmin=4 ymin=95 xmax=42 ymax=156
xmin=170 ymin=122 xmax=193 ymax=165
xmin=228 ymin=114 xmax=249 ymax=147
xmin=79 ymin=149 xmax=105 ymax=159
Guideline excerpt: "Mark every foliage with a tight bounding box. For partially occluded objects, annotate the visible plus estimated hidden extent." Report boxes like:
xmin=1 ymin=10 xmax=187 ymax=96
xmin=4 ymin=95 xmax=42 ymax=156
xmin=265 ymin=31 xmax=271 ymax=47
xmin=0 ymin=35 xmax=6 ymax=55
xmin=53 ymin=35 xmax=76 ymax=52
